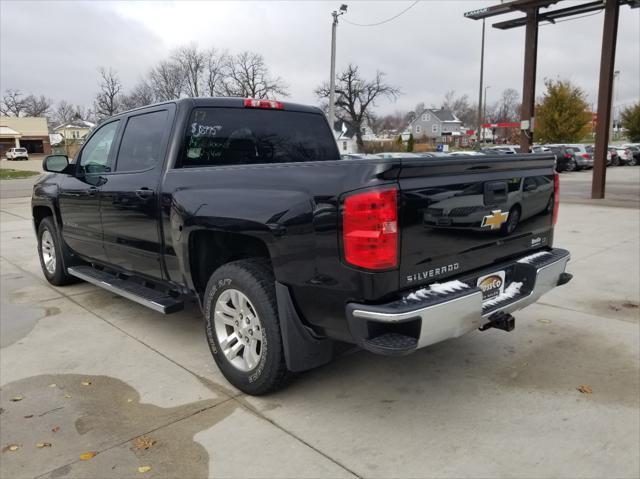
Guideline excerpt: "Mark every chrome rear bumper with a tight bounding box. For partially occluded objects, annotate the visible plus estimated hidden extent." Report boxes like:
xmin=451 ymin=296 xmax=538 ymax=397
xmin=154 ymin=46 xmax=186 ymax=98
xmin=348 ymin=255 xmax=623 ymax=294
xmin=345 ymin=248 xmax=571 ymax=355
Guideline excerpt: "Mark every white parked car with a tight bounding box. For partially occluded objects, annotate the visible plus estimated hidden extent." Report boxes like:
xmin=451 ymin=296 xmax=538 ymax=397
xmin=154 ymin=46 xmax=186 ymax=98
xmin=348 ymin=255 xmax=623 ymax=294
xmin=5 ymin=147 xmax=29 ymax=160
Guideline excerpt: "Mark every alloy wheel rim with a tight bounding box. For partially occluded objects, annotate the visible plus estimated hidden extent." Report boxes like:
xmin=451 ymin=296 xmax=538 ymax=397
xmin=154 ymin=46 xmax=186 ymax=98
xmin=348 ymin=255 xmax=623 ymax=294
xmin=41 ymin=229 xmax=56 ymax=274
xmin=213 ymin=289 xmax=263 ymax=372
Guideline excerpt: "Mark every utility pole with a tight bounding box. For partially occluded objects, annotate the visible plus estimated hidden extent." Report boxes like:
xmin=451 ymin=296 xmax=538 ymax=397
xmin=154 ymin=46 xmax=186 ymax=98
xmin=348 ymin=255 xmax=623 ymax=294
xmin=328 ymin=5 xmax=348 ymax=130
xmin=476 ymin=18 xmax=486 ymax=148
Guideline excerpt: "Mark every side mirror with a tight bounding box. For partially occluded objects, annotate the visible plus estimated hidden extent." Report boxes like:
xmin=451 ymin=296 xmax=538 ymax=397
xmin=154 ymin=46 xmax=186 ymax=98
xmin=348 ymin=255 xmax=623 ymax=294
xmin=524 ymin=182 xmax=537 ymax=192
xmin=43 ymin=155 xmax=69 ymax=173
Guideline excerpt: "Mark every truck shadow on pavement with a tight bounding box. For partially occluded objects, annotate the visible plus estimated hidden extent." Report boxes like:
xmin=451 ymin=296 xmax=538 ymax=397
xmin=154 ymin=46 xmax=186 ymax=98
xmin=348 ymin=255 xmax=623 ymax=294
xmin=0 ymin=374 xmax=234 ymax=479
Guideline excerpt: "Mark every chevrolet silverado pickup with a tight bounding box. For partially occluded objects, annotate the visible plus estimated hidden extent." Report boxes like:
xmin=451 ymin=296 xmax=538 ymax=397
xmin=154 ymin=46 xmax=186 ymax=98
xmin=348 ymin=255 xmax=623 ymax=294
xmin=32 ymin=97 xmax=572 ymax=395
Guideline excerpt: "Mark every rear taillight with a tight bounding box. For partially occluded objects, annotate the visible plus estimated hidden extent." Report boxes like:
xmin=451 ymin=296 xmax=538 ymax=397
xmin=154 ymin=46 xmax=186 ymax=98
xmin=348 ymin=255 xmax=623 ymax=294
xmin=343 ymin=187 xmax=398 ymax=270
xmin=553 ymin=172 xmax=559 ymax=226
xmin=243 ymin=98 xmax=284 ymax=109
xmin=581 ymin=153 xmax=590 ymax=159
xmin=564 ymin=153 xmax=572 ymax=158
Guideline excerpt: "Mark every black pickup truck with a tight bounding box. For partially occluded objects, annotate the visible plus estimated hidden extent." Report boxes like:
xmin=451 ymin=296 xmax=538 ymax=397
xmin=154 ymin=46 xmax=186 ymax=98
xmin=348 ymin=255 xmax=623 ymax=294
xmin=32 ymin=98 xmax=572 ymax=394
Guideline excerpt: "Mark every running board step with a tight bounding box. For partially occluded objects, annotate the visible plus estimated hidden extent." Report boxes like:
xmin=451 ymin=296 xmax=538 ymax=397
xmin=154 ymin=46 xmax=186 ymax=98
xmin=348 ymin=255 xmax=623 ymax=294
xmin=67 ymin=266 xmax=183 ymax=314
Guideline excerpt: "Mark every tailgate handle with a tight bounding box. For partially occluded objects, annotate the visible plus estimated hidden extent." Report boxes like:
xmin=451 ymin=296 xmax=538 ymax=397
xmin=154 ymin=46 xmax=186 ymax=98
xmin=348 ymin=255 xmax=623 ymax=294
xmin=484 ymin=181 xmax=508 ymax=205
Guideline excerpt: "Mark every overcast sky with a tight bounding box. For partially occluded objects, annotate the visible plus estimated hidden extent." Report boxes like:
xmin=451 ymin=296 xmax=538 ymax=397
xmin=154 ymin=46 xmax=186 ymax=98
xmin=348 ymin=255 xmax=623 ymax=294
xmin=1 ymin=0 xmax=638 ymax=117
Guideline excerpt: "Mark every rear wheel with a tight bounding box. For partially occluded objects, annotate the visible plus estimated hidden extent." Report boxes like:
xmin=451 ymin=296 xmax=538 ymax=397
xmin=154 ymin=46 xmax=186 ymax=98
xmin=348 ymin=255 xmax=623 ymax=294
xmin=628 ymin=156 xmax=638 ymax=166
xmin=564 ymin=158 xmax=577 ymax=172
xmin=203 ymin=258 xmax=293 ymax=395
xmin=37 ymin=217 xmax=76 ymax=286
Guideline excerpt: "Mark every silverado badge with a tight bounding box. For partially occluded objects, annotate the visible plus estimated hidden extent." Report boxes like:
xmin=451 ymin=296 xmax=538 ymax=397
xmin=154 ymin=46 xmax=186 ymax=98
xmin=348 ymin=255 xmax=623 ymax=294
xmin=481 ymin=210 xmax=509 ymax=230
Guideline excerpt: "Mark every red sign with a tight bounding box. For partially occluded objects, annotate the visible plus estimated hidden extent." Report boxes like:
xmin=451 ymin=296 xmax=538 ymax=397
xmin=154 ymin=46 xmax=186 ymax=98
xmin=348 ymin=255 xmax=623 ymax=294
xmin=481 ymin=122 xmax=520 ymax=128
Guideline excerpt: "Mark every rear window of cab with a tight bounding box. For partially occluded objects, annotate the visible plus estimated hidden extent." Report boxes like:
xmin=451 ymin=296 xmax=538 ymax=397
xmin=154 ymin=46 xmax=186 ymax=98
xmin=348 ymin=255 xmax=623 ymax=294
xmin=178 ymin=107 xmax=339 ymax=168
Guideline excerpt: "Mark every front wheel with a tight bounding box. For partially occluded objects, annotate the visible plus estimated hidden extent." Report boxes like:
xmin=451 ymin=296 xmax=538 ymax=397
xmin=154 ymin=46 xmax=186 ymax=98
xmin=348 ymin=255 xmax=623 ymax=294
xmin=500 ymin=205 xmax=521 ymax=236
xmin=628 ymin=157 xmax=638 ymax=166
xmin=203 ymin=259 xmax=293 ymax=395
xmin=564 ymin=158 xmax=577 ymax=172
xmin=37 ymin=217 xmax=76 ymax=286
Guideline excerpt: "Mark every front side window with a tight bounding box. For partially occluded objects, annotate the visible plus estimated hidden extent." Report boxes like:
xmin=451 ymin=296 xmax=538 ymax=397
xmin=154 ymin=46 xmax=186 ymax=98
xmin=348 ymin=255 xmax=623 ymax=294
xmin=116 ymin=110 xmax=168 ymax=172
xmin=180 ymin=107 xmax=339 ymax=167
xmin=79 ymin=120 xmax=120 ymax=174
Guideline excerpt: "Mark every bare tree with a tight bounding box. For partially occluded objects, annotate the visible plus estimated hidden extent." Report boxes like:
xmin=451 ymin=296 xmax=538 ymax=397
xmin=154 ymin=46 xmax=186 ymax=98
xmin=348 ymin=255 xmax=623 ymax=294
xmin=1 ymin=89 xmax=26 ymax=116
xmin=204 ymin=48 xmax=227 ymax=96
xmin=442 ymin=90 xmax=476 ymax=127
xmin=148 ymin=60 xmax=183 ymax=102
xmin=53 ymin=101 xmax=76 ymax=126
xmin=173 ymin=44 xmax=206 ymax=97
xmin=94 ymin=67 xmax=123 ymax=120
xmin=316 ymin=64 xmax=400 ymax=148
xmin=22 ymin=94 xmax=52 ymax=117
xmin=121 ymin=81 xmax=155 ymax=110
xmin=223 ymin=51 xmax=288 ymax=99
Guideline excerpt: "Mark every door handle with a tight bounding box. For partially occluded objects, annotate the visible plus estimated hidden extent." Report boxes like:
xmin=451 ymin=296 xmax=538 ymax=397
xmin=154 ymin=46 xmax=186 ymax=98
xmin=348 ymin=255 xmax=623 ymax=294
xmin=88 ymin=186 xmax=98 ymax=196
xmin=136 ymin=188 xmax=154 ymax=199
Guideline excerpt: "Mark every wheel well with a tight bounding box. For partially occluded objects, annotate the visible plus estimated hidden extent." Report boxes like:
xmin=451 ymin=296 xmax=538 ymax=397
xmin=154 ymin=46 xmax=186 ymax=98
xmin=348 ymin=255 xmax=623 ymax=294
xmin=189 ymin=230 xmax=271 ymax=295
xmin=33 ymin=206 xmax=53 ymax=230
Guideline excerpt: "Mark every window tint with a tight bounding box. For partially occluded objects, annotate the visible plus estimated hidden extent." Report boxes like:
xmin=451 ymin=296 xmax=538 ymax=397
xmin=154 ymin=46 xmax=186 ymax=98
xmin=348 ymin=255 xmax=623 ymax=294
xmin=116 ymin=110 xmax=168 ymax=172
xmin=79 ymin=120 xmax=120 ymax=174
xmin=180 ymin=108 xmax=339 ymax=167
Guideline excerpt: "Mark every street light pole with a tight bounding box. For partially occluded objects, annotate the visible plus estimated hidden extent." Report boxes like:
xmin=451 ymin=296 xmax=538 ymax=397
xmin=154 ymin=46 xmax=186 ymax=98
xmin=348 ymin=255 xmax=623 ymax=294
xmin=483 ymin=85 xmax=491 ymax=143
xmin=476 ymin=18 xmax=486 ymax=148
xmin=328 ymin=5 xmax=348 ymax=130
xmin=610 ymin=70 xmax=619 ymax=141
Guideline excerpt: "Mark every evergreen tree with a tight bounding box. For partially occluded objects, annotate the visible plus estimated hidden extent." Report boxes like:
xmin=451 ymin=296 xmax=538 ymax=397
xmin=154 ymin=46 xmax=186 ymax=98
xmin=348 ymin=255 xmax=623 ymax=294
xmin=621 ymin=103 xmax=640 ymax=142
xmin=535 ymin=79 xmax=591 ymax=143
xmin=407 ymin=133 xmax=415 ymax=152
xmin=396 ymin=135 xmax=404 ymax=151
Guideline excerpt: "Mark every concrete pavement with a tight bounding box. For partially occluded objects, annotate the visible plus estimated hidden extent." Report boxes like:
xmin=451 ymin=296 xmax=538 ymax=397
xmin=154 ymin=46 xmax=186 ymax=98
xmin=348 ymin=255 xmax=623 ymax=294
xmin=0 ymin=184 xmax=638 ymax=478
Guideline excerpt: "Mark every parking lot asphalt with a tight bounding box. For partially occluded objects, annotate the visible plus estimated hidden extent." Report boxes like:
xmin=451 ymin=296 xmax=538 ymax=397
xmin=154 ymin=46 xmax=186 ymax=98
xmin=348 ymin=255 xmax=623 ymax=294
xmin=1 ymin=175 xmax=639 ymax=478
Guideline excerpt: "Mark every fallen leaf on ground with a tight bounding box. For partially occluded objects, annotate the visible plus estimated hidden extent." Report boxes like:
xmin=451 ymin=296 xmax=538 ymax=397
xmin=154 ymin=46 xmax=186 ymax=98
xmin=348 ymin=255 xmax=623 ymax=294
xmin=36 ymin=443 xmax=52 ymax=449
xmin=537 ymin=319 xmax=552 ymax=324
xmin=80 ymin=380 xmax=92 ymax=386
xmin=138 ymin=466 xmax=152 ymax=473
xmin=51 ymin=426 xmax=60 ymax=433
xmin=24 ymin=414 xmax=34 ymax=419
xmin=10 ymin=396 xmax=24 ymax=402
xmin=48 ymin=384 xmax=57 ymax=388
xmin=577 ymin=385 xmax=593 ymax=394
xmin=63 ymin=394 xmax=72 ymax=399
xmin=133 ymin=436 xmax=156 ymax=450
xmin=79 ymin=451 xmax=97 ymax=460
xmin=2 ymin=444 xmax=20 ymax=452
xmin=127 ymin=398 xmax=133 ymax=403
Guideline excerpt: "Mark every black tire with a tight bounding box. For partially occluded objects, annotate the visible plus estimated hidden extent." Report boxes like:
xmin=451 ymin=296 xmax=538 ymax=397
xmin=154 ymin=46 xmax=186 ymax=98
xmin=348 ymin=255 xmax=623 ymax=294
xmin=37 ymin=217 xmax=76 ymax=286
xmin=500 ymin=205 xmax=521 ymax=236
xmin=628 ymin=156 xmax=638 ymax=166
xmin=564 ymin=158 xmax=577 ymax=172
xmin=203 ymin=258 xmax=293 ymax=395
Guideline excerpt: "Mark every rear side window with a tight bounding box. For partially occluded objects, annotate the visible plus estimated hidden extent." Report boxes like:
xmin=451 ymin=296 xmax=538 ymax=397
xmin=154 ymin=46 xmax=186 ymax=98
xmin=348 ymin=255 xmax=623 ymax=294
xmin=179 ymin=107 xmax=339 ymax=167
xmin=116 ymin=110 xmax=168 ymax=172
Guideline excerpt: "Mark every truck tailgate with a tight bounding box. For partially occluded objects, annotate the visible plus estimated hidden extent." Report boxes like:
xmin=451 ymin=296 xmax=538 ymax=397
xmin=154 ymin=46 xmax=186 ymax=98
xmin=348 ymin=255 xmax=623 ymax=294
xmin=397 ymin=154 xmax=557 ymax=290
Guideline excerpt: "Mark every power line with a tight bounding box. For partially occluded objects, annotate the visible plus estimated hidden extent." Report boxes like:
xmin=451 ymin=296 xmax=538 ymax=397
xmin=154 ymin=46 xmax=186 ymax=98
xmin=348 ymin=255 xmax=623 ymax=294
xmin=342 ymin=1 xmax=420 ymax=27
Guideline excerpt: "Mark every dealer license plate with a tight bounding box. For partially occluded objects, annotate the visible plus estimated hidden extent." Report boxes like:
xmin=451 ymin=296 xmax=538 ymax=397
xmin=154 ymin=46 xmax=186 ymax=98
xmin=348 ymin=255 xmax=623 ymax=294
xmin=477 ymin=270 xmax=506 ymax=301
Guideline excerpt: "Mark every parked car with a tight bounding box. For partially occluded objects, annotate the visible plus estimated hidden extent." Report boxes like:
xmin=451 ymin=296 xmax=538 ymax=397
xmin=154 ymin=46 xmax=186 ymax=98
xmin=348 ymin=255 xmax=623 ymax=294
xmin=612 ymin=146 xmax=634 ymax=165
xmin=546 ymin=144 xmax=593 ymax=170
xmin=532 ymin=145 xmax=551 ymax=153
xmin=609 ymin=146 xmax=620 ymax=166
xmin=480 ymin=145 xmax=521 ymax=155
xmin=5 ymin=147 xmax=29 ymax=160
xmin=621 ymin=144 xmax=640 ymax=166
xmin=373 ymin=152 xmax=424 ymax=159
xmin=585 ymin=145 xmax=612 ymax=166
xmin=32 ymin=97 xmax=572 ymax=395
xmin=547 ymin=145 xmax=579 ymax=172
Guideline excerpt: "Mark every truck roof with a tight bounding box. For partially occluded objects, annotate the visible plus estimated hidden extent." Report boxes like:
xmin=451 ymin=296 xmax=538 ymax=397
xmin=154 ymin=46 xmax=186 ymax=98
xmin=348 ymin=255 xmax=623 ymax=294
xmin=118 ymin=97 xmax=323 ymax=117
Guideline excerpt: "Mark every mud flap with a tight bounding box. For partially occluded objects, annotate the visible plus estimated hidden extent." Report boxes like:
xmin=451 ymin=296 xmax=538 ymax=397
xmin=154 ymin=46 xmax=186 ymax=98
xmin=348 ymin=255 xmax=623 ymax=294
xmin=275 ymin=282 xmax=333 ymax=372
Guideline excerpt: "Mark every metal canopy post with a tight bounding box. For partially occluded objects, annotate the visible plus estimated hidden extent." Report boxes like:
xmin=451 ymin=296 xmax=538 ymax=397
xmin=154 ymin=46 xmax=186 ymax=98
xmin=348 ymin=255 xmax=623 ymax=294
xmin=592 ymin=0 xmax=620 ymax=199
xmin=520 ymin=8 xmax=539 ymax=153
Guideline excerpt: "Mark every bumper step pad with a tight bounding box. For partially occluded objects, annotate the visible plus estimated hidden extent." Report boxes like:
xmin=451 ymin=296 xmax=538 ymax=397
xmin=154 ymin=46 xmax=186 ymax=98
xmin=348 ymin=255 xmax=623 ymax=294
xmin=363 ymin=333 xmax=418 ymax=356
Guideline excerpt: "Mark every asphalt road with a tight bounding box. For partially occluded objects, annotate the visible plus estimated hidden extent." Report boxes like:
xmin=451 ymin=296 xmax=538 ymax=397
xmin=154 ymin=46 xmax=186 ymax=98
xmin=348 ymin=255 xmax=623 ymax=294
xmin=0 ymin=176 xmax=638 ymax=477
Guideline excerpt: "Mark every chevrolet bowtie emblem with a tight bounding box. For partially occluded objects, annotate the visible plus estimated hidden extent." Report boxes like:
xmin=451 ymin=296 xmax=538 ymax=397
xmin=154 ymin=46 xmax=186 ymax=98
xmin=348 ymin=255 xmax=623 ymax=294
xmin=481 ymin=210 xmax=509 ymax=229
